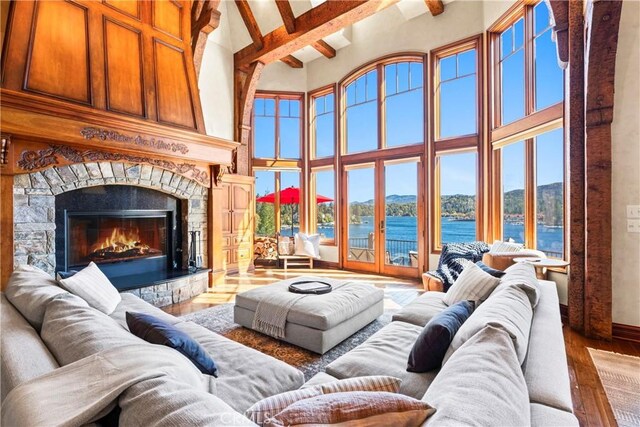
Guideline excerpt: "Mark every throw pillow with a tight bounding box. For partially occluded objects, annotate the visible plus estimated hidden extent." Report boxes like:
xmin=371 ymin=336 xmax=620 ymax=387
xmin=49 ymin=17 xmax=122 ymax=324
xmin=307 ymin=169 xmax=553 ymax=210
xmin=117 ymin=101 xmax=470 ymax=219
xmin=126 ymin=312 xmax=218 ymax=377
xmin=443 ymin=284 xmax=534 ymax=365
xmin=263 ymin=391 xmax=435 ymax=427
xmin=246 ymin=376 xmax=401 ymax=426
xmin=294 ymin=233 xmax=321 ymax=258
xmin=423 ymin=325 xmax=530 ymax=426
xmin=5 ymin=264 xmax=67 ymax=331
xmin=489 ymin=240 xmax=524 ymax=253
xmin=475 ymin=261 xmax=506 ymax=278
xmin=442 ymin=262 xmax=501 ymax=306
xmin=407 ymin=300 xmax=475 ymax=373
xmin=58 ymin=262 xmax=121 ymax=315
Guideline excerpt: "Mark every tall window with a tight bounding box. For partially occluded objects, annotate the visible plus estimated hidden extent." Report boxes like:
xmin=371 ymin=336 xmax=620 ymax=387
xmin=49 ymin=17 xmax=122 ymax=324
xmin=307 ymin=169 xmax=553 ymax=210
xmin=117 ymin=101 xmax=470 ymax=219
xmin=437 ymin=152 xmax=477 ymax=245
xmin=310 ymin=168 xmax=336 ymax=242
xmin=490 ymin=1 xmax=565 ymax=258
xmin=384 ymin=62 xmax=424 ymax=147
xmin=344 ymin=70 xmax=378 ymax=154
xmin=311 ymin=88 xmax=335 ymax=159
xmin=252 ymin=93 xmax=302 ymax=160
xmin=252 ymin=92 xmax=304 ymax=239
xmin=432 ymin=37 xmax=482 ymax=250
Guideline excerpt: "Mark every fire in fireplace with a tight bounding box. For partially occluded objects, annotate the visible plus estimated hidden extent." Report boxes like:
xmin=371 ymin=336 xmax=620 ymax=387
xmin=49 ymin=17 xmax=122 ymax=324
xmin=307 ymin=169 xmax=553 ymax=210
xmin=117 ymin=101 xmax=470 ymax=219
xmin=65 ymin=211 xmax=171 ymax=274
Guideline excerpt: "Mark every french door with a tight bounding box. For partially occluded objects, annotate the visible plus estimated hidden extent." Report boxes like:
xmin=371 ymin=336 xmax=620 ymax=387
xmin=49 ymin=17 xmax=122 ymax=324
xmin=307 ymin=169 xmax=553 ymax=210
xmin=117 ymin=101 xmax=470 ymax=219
xmin=341 ymin=157 xmax=423 ymax=278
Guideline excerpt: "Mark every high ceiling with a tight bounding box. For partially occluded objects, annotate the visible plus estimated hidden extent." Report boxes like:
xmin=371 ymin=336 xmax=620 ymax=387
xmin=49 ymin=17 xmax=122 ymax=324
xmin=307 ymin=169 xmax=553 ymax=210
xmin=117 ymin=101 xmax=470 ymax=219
xmin=226 ymin=0 xmax=449 ymax=67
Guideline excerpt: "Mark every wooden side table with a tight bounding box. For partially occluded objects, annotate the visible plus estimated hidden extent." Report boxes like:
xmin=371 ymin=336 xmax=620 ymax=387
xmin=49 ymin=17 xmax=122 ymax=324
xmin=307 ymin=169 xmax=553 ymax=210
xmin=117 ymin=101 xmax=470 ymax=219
xmin=513 ymin=257 xmax=569 ymax=279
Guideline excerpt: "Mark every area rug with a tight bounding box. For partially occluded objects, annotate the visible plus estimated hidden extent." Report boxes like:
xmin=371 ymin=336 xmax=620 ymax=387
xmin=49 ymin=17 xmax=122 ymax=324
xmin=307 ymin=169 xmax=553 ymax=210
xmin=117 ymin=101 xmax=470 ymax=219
xmin=588 ymin=348 xmax=640 ymax=427
xmin=182 ymin=303 xmax=394 ymax=380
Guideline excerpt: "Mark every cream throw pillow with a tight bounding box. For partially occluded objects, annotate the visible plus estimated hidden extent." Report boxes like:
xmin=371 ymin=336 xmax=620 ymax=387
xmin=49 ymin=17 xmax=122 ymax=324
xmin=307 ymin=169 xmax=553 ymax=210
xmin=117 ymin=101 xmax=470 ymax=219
xmin=264 ymin=391 xmax=434 ymax=427
xmin=443 ymin=262 xmax=501 ymax=306
xmin=294 ymin=233 xmax=321 ymax=258
xmin=58 ymin=262 xmax=121 ymax=315
xmin=489 ymin=240 xmax=524 ymax=253
xmin=245 ymin=376 xmax=401 ymax=426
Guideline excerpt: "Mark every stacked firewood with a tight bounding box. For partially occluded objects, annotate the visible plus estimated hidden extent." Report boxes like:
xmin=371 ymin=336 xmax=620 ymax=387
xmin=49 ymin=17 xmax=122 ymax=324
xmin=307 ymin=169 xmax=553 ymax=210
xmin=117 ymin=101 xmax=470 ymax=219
xmin=254 ymin=236 xmax=278 ymax=259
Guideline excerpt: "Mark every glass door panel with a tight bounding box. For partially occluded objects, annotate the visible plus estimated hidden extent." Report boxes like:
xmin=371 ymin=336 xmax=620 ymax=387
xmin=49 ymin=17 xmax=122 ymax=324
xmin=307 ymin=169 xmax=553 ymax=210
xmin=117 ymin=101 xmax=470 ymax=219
xmin=345 ymin=165 xmax=377 ymax=269
xmin=383 ymin=160 xmax=420 ymax=274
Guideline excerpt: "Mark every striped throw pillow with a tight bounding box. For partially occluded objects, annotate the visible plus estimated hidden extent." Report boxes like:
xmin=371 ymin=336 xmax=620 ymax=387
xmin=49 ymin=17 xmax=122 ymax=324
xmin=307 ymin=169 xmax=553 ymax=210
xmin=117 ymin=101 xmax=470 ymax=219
xmin=58 ymin=261 xmax=121 ymax=315
xmin=443 ymin=262 xmax=501 ymax=306
xmin=245 ymin=376 xmax=401 ymax=426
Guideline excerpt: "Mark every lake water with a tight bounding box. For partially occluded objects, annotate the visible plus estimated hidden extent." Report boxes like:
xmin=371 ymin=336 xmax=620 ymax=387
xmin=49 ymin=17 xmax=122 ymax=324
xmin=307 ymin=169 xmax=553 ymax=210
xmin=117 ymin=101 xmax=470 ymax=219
xmin=304 ymin=216 xmax=563 ymax=257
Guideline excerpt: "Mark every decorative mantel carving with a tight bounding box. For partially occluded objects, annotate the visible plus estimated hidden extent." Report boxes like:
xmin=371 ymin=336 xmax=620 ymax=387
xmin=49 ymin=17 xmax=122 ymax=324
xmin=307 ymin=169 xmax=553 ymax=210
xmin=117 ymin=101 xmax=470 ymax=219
xmin=0 ymin=135 xmax=10 ymax=165
xmin=80 ymin=127 xmax=190 ymax=155
xmin=17 ymin=145 xmax=209 ymax=187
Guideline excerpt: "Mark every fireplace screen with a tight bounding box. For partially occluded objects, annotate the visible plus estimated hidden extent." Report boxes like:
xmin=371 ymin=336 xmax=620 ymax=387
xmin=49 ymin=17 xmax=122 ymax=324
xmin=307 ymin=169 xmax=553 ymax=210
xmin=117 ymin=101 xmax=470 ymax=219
xmin=66 ymin=213 xmax=168 ymax=267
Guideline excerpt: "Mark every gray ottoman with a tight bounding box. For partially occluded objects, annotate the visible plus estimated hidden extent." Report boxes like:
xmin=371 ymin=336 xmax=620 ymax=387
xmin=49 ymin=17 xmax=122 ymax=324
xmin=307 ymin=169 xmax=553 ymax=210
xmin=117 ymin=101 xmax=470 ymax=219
xmin=234 ymin=276 xmax=384 ymax=354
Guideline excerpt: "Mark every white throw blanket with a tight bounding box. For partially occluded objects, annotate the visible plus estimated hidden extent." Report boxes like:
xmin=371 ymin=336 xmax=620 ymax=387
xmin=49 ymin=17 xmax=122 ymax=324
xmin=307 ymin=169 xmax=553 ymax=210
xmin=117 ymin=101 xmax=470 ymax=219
xmin=252 ymin=292 xmax=308 ymax=339
xmin=1 ymin=344 xmax=254 ymax=427
xmin=251 ymin=281 xmax=352 ymax=339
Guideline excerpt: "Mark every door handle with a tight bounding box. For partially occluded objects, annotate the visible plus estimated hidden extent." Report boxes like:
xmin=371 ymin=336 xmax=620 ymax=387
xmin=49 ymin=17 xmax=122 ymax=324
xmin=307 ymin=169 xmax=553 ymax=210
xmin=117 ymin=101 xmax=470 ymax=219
xmin=380 ymin=220 xmax=385 ymax=233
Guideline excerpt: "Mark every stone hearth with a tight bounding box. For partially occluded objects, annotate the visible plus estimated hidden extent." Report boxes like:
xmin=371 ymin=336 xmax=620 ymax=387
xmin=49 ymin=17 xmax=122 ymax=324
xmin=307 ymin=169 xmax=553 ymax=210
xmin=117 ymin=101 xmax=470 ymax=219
xmin=12 ymin=161 xmax=210 ymax=307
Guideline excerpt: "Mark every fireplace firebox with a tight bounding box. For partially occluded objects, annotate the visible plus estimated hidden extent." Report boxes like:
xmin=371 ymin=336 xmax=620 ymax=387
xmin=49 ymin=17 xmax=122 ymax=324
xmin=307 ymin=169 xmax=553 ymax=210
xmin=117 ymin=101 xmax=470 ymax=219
xmin=55 ymin=185 xmax=184 ymax=287
xmin=66 ymin=210 xmax=171 ymax=276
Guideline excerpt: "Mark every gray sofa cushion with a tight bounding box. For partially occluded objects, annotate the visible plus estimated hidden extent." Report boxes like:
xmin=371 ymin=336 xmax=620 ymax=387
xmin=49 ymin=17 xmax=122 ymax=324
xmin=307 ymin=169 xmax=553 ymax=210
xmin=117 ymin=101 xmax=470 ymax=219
xmin=523 ymin=280 xmax=574 ymax=412
xmin=325 ymin=321 xmax=437 ymax=399
xmin=501 ymin=262 xmax=541 ymax=307
xmin=1 ymin=294 xmax=59 ymax=402
xmin=530 ymin=403 xmax=579 ymax=426
xmin=40 ymin=293 xmax=144 ymax=366
xmin=391 ymin=292 xmax=447 ymax=327
xmin=443 ymin=283 xmax=533 ymax=365
xmin=423 ymin=325 xmax=530 ymax=426
xmin=4 ymin=264 xmax=67 ymax=331
xmin=235 ymin=276 xmax=383 ymax=330
xmin=174 ymin=321 xmax=305 ymax=413
xmin=110 ymin=293 xmax=182 ymax=328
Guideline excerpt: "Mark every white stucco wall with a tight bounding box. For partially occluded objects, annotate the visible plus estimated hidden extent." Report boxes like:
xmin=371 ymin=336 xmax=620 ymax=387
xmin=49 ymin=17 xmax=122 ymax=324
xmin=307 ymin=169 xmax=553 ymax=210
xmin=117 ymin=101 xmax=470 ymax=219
xmin=198 ymin=0 xmax=235 ymax=140
xmin=611 ymin=0 xmax=640 ymax=327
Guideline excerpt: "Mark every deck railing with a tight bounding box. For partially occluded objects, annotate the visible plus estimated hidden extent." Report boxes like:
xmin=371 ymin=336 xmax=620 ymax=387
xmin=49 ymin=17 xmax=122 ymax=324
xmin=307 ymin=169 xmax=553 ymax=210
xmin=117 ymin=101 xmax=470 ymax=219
xmin=348 ymin=236 xmax=417 ymax=267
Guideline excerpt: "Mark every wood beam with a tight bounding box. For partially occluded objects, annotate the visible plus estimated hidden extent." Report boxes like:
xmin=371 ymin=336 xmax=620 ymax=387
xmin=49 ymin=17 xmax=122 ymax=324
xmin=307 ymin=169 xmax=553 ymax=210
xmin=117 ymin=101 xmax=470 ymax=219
xmin=235 ymin=0 xmax=264 ymax=50
xmin=275 ymin=0 xmax=296 ymax=34
xmin=567 ymin=0 xmax=585 ymax=334
xmin=424 ymin=0 xmax=444 ymax=16
xmin=583 ymin=0 xmax=623 ymax=341
xmin=234 ymin=61 xmax=265 ymax=174
xmin=280 ymin=55 xmax=303 ymax=68
xmin=191 ymin=0 xmax=221 ymax=77
xmin=234 ymin=0 xmax=400 ymax=68
xmin=547 ymin=0 xmax=569 ymax=68
xmin=312 ymin=40 xmax=336 ymax=58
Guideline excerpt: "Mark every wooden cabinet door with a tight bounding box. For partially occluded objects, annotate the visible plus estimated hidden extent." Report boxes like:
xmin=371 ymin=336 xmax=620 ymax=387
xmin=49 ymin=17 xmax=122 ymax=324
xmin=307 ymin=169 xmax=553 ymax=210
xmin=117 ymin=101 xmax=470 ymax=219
xmin=231 ymin=183 xmax=252 ymax=235
xmin=220 ymin=183 xmax=232 ymax=235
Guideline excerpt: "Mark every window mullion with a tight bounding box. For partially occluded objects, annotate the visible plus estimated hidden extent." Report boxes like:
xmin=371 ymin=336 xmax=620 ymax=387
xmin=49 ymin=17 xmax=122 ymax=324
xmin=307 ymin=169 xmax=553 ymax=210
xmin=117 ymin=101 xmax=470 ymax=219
xmin=378 ymin=64 xmax=385 ymax=150
xmin=524 ymin=138 xmax=536 ymax=249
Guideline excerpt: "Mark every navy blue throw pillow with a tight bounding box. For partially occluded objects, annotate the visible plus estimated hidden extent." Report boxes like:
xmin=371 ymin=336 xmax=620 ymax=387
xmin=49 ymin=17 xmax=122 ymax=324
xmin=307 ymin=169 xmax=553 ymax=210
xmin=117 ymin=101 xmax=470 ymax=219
xmin=406 ymin=300 xmax=475 ymax=373
xmin=475 ymin=261 xmax=506 ymax=278
xmin=126 ymin=312 xmax=218 ymax=377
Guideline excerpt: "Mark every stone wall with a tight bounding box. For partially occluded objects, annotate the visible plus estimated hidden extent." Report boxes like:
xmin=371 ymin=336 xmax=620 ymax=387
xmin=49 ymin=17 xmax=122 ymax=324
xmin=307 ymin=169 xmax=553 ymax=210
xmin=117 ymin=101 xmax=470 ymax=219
xmin=122 ymin=271 xmax=209 ymax=307
xmin=12 ymin=162 xmax=209 ymax=302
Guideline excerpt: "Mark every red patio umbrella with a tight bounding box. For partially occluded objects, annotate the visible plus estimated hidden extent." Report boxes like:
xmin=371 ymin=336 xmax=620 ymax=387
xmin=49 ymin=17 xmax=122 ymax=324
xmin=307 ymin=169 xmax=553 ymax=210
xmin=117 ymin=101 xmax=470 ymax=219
xmin=256 ymin=186 xmax=333 ymax=235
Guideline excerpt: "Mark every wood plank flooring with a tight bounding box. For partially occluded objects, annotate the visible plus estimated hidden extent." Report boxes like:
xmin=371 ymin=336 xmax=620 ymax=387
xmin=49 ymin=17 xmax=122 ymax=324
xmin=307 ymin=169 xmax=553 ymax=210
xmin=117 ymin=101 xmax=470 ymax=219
xmin=164 ymin=267 xmax=640 ymax=426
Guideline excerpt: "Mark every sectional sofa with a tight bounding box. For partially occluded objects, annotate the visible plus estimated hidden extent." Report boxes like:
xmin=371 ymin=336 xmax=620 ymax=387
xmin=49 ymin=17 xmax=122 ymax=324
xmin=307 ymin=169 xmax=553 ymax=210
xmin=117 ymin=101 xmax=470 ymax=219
xmin=1 ymin=262 xmax=577 ymax=425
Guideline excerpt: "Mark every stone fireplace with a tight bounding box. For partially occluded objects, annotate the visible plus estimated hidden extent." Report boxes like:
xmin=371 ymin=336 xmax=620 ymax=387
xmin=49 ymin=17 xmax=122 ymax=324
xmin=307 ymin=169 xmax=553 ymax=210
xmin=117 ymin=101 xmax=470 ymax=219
xmin=13 ymin=161 xmax=210 ymax=306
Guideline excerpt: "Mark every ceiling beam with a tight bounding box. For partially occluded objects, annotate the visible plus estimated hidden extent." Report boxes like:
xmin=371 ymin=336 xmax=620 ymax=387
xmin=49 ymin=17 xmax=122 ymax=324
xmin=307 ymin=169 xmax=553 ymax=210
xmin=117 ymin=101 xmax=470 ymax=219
xmin=275 ymin=0 xmax=296 ymax=34
xmin=280 ymin=55 xmax=303 ymax=68
xmin=312 ymin=40 xmax=336 ymax=58
xmin=235 ymin=0 xmax=399 ymax=68
xmin=424 ymin=0 xmax=444 ymax=16
xmin=234 ymin=0 xmax=263 ymax=50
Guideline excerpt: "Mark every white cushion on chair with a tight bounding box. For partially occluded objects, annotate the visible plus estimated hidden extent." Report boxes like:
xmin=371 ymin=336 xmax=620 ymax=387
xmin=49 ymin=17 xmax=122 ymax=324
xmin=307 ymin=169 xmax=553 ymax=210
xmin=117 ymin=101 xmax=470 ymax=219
xmin=294 ymin=233 xmax=321 ymax=258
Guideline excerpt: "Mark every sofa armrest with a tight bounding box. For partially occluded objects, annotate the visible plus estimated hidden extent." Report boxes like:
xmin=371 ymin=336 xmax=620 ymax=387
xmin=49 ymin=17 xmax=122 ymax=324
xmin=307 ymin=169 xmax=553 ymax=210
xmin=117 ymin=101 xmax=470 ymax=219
xmin=421 ymin=273 xmax=444 ymax=292
xmin=482 ymin=251 xmax=544 ymax=271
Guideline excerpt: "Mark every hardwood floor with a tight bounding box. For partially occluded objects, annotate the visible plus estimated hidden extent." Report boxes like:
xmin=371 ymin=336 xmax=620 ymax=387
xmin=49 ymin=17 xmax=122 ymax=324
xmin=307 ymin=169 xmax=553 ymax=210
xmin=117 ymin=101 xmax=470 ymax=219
xmin=164 ymin=267 xmax=640 ymax=426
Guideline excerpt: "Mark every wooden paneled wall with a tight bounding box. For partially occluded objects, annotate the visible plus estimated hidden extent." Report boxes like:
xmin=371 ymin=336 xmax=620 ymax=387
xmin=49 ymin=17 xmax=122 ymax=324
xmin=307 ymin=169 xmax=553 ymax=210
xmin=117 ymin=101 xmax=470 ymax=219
xmin=1 ymin=0 xmax=205 ymax=132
